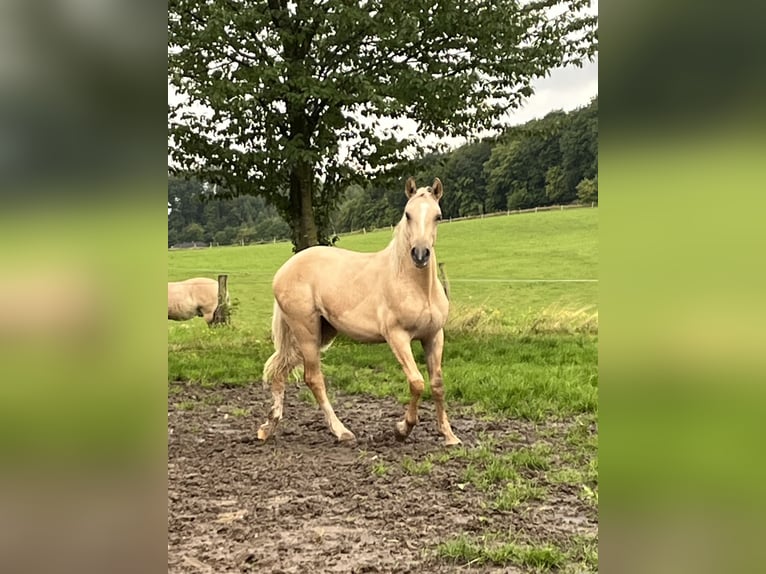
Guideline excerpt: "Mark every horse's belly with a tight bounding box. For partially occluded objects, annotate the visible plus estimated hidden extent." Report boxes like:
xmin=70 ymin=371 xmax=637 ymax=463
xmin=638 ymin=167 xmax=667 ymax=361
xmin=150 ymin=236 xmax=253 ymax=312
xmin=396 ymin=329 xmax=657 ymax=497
xmin=167 ymin=293 xmax=198 ymax=321
xmin=324 ymin=312 xmax=386 ymax=344
xmin=406 ymin=316 xmax=446 ymax=339
xmin=168 ymin=302 xmax=196 ymax=320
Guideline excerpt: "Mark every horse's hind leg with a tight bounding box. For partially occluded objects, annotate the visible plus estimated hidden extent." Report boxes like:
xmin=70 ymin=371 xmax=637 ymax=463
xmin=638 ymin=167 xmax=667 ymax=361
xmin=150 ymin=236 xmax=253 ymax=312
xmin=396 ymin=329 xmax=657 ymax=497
xmin=423 ymin=329 xmax=461 ymax=446
xmin=291 ymin=318 xmax=354 ymax=442
xmin=257 ymin=363 xmax=288 ymax=441
xmin=258 ymin=303 xmax=300 ymax=441
xmin=257 ymin=357 xmax=289 ymax=441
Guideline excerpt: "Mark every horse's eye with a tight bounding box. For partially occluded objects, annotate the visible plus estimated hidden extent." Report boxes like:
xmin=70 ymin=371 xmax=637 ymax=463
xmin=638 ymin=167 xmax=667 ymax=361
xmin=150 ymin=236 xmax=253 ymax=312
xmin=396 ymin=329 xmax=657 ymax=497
xmin=405 ymin=212 xmax=411 ymax=221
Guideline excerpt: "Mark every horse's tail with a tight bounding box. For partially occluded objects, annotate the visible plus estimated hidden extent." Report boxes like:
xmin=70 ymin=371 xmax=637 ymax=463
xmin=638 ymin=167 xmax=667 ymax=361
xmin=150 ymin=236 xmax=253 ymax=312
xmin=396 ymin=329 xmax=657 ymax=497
xmin=262 ymin=300 xmax=302 ymax=386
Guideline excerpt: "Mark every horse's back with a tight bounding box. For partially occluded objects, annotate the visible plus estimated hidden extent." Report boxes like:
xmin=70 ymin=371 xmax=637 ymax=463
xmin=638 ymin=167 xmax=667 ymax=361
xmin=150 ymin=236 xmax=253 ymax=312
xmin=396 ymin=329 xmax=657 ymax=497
xmin=169 ymin=277 xmax=217 ymax=288
xmin=273 ymin=247 xmax=373 ymax=289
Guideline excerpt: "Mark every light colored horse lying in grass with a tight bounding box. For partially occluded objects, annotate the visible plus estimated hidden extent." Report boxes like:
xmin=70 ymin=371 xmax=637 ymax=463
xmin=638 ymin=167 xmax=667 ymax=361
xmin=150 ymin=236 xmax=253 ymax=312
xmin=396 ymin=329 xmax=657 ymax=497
xmin=260 ymin=177 xmax=461 ymax=446
xmin=168 ymin=277 xmax=227 ymax=326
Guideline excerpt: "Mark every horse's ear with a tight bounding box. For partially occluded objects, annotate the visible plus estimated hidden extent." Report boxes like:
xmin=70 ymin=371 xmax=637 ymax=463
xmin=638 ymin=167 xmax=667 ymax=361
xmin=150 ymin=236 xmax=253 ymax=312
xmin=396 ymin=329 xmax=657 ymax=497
xmin=405 ymin=177 xmax=418 ymax=198
xmin=431 ymin=178 xmax=443 ymax=202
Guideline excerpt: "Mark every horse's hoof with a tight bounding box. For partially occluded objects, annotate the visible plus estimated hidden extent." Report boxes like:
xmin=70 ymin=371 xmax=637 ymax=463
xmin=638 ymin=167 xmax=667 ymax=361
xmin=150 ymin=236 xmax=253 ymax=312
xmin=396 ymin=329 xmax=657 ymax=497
xmin=338 ymin=430 xmax=356 ymax=442
xmin=256 ymin=426 xmax=271 ymax=441
xmin=444 ymin=435 xmax=462 ymax=446
xmin=394 ymin=421 xmax=411 ymax=441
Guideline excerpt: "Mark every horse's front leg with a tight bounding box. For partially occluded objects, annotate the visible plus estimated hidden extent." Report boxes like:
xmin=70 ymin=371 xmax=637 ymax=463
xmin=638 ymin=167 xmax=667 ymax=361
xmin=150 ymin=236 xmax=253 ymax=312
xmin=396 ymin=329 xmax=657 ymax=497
xmin=423 ymin=329 xmax=461 ymax=446
xmin=387 ymin=329 xmax=426 ymax=441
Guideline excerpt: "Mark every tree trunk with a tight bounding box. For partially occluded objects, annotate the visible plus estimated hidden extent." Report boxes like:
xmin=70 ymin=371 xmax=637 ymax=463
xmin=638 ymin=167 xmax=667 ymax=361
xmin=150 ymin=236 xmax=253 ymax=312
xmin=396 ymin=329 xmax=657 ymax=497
xmin=290 ymin=159 xmax=318 ymax=251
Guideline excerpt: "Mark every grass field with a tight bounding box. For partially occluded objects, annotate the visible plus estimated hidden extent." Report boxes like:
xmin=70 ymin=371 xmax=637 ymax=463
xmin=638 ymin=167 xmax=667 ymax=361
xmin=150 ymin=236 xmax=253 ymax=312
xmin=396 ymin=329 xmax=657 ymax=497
xmin=169 ymin=208 xmax=597 ymax=415
xmin=168 ymin=207 xmax=598 ymax=570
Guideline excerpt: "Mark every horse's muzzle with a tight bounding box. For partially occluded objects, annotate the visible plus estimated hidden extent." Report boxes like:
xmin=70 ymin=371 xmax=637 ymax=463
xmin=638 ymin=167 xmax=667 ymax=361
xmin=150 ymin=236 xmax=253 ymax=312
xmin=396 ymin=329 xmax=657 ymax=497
xmin=411 ymin=247 xmax=430 ymax=268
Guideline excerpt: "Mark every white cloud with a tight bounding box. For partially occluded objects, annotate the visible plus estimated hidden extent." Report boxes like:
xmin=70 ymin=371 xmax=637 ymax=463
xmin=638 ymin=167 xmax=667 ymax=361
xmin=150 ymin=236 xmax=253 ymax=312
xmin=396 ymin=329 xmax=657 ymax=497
xmin=505 ymin=57 xmax=598 ymax=127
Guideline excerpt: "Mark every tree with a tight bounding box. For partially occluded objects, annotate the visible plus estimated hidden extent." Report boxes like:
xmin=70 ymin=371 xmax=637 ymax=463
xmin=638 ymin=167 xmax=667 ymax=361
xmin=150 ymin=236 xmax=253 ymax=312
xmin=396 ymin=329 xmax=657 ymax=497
xmin=559 ymin=96 xmax=598 ymax=199
xmin=169 ymin=0 xmax=598 ymax=250
xmin=442 ymin=141 xmax=492 ymax=218
xmin=184 ymin=222 xmax=206 ymax=243
xmin=544 ymin=165 xmax=569 ymax=204
xmin=576 ymin=176 xmax=598 ymax=204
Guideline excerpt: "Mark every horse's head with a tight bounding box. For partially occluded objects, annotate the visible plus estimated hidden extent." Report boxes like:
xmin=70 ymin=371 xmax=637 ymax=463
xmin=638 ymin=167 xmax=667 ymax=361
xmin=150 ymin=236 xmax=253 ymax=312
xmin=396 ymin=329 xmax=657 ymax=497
xmin=402 ymin=177 xmax=444 ymax=269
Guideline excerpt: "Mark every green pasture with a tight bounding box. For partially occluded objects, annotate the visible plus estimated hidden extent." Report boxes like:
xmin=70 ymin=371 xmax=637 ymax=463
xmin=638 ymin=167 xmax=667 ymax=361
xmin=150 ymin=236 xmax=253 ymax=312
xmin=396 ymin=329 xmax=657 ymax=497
xmin=168 ymin=207 xmax=598 ymax=420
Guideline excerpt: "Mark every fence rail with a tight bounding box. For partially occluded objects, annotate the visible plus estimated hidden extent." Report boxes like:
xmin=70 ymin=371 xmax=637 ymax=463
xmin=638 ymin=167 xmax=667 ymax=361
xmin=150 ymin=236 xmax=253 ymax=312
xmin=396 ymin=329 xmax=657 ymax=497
xmin=168 ymin=202 xmax=596 ymax=250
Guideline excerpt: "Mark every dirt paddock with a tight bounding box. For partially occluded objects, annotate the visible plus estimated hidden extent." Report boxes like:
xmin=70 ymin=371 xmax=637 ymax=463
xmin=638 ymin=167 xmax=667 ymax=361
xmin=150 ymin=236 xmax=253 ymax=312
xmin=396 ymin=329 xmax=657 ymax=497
xmin=168 ymin=382 xmax=597 ymax=573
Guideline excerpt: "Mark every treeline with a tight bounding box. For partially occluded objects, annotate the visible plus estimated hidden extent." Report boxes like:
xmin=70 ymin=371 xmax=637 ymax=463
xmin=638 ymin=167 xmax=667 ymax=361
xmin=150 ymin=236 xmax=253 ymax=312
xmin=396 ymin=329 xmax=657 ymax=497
xmin=168 ymin=179 xmax=290 ymax=246
xmin=168 ymin=97 xmax=597 ymax=246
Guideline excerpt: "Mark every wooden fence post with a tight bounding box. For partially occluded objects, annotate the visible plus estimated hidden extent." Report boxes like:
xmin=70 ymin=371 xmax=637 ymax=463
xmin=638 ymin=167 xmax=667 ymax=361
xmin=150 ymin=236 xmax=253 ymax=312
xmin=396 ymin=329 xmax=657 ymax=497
xmin=212 ymin=274 xmax=230 ymax=326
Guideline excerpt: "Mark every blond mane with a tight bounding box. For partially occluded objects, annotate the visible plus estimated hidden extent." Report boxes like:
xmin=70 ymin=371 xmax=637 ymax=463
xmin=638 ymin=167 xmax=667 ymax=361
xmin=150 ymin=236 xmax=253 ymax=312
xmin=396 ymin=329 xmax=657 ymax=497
xmin=390 ymin=214 xmax=410 ymax=275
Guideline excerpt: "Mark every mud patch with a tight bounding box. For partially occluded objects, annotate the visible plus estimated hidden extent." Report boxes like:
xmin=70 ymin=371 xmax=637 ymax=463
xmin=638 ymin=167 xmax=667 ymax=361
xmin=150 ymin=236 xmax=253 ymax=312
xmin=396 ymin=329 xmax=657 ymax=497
xmin=168 ymin=382 xmax=597 ymax=573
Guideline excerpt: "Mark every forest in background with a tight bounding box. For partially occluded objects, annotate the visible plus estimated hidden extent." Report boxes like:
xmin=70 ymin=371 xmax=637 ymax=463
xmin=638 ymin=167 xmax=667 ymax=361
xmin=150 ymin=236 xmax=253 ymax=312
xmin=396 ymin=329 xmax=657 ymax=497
xmin=168 ymin=97 xmax=597 ymax=247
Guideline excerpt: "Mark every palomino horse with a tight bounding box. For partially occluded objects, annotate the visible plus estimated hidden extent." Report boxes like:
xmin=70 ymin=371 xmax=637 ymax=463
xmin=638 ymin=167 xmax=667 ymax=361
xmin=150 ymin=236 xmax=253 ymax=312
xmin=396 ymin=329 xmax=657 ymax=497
xmin=168 ymin=277 xmax=227 ymax=325
xmin=259 ymin=177 xmax=461 ymax=446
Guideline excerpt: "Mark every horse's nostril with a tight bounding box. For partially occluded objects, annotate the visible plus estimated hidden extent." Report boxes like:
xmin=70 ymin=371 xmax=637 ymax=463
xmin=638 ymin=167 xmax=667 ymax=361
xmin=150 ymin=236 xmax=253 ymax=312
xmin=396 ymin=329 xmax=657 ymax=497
xmin=411 ymin=247 xmax=430 ymax=264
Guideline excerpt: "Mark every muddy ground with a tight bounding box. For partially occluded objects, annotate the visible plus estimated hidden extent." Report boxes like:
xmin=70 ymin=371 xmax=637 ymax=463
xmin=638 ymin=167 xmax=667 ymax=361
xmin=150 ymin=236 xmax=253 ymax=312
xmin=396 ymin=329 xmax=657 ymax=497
xmin=168 ymin=382 xmax=597 ymax=573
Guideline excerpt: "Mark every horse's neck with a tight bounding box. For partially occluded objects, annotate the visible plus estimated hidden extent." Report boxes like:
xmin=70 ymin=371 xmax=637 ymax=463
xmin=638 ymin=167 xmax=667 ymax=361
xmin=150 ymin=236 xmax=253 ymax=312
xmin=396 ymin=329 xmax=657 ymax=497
xmin=388 ymin=245 xmax=439 ymax=299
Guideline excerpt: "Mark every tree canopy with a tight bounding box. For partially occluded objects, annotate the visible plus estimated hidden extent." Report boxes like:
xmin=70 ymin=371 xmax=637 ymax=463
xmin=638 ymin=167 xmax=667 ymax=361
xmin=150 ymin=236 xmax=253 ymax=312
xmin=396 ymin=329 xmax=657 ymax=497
xmin=169 ymin=0 xmax=598 ymax=249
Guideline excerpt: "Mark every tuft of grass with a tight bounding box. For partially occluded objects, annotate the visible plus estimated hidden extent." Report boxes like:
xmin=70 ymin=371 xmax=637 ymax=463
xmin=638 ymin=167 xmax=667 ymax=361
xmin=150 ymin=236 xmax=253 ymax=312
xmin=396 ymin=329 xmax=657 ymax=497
xmin=585 ymin=456 xmax=598 ymax=483
xmin=460 ymin=463 xmax=480 ymax=486
xmin=547 ymin=467 xmax=584 ymax=485
xmin=436 ymin=535 xmax=484 ymax=563
xmin=482 ymin=458 xmax=518 ymax=486
xmin=446 ymin=304 xmax=505 ymax=336
xmin=175 ymin=401 xmax=196 ymax=411
xmin=519 ymin=304 xmax=598 ymax=335
xmin=580 ymin=484 xmax=599 ymax=507
xmin=168 ymin=385 xmax=184 ymax=396
xmin=508 ymin=443 xmax=552 ymax=471
xmin=491 ymin=478 xmax=546 ymax=511
xmin=371 ymin=462 xmax=389 ymax=476
xmin=401 ymin=456 xmax=433 ymax=476
xmin=436 ymin=534 xmax=566 ymax=569
xmin=568 ymin=535 xmax=598 ymax=572
xmin=229 ymin=407 xmax=251 ymax=417
xmin=448 ymin=435 xmax=497 ymax=465
xmin=520 ymin=544 xmax=567 ymax=570
xmin=430 ymin=451 xmax=454 ymax=464
xmin=452 ymin=439 xmax=557 ymax=492
xmin=202 ymin=393 xmax=225 ymax=406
